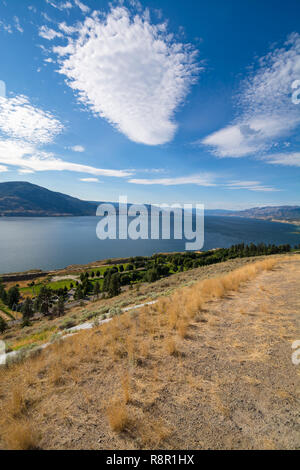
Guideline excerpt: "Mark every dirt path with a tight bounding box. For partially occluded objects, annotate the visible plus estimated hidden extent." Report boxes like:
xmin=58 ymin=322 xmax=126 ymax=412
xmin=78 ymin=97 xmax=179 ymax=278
xmin=148 ymin=256 xmax=300 ymax=450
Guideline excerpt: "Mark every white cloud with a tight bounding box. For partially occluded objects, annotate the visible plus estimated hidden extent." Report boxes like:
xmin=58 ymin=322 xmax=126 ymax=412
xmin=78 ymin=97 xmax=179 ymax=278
xmin=225 ymin=181 xmax=279 ymax=192
xmin=0 ymin=20 xmax=12 ymax=34
xmin=0 ymin=95 xmax=64 ymax=144
xmin=0 ymin=164 xmax=8 ymax=172
xmin=18 ymin=169 xmax=35 ymax=174
xmin=58 ymin=21 xmax=79 ymax=34
xmin=0 ymin=94 xmax=131 ymax=180
xmin=129 ymin=174 xmax=217 ymax=186
xmin=74 ymin=0 xmax=90 ymax=14
xmin=202 ymin=124 xmax=261 ymax=158
xmin=202 ymin=33 xmax=300 ymax=157
xmin=0 ymin=139 xmax=132 ymax=177
xmin=70 ymin=145 xmax=85 ymax=152
xmin=13 ymin=17 xmax=23 ymax=33
xmin=39 ymin=25 xmax=63 ymax=40
xmin=51 ymin=6 xmax=198 ymax=145
xmin=264 ymin=152 xmax=300 ymax=167
xmin=46 ymin=0 xmax=73 ymax=11
xmin=128 ymin=173 xmax=278 ymax=191
xmin=79 ymin=178 xmax=99 ymax=182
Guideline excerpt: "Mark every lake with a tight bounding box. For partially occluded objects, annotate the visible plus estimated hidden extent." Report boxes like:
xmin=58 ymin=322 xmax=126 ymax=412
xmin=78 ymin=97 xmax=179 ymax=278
xmin=0 ymin=215 xmax=299 ymax=274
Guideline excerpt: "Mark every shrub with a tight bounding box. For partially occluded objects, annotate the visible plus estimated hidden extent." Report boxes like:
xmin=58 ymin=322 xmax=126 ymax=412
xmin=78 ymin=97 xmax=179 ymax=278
xmin=106 ymin=398 xmax=128 ymax=432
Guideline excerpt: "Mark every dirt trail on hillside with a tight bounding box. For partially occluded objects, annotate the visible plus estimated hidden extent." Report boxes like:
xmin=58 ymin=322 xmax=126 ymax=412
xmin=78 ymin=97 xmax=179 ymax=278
xmin=0 ymin=256 xmax=299 ymax=450
xmin=151 ymin=256 xmax=300 ymax=450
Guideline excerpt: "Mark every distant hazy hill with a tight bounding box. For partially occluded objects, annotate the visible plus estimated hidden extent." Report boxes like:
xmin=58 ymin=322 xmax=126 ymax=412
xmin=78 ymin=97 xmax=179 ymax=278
xmin=0 ymin=182 xmax=98 ymax=217
xmin=231 ymin=206 xmax=300 ymax=223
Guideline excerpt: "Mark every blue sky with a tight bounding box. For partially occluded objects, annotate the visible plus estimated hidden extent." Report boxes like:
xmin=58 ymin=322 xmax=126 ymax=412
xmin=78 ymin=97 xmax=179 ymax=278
xmin=0 ymin=0 xmax=299 ymax=209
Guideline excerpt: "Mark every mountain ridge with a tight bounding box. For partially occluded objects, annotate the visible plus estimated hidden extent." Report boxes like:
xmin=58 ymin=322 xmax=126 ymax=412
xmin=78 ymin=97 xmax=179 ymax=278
xmin=0 ymin=182 xmax=299 ymax=222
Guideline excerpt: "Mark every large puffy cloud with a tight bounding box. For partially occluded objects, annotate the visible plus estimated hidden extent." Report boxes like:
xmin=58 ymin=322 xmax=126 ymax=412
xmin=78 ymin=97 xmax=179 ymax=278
xmin=0 ymin=95 xmax=64 ymax=144
xmin=202 ymin=33 xmax=300 ymax=158
xmin=50 ymin=6 xmax=198 ymax=145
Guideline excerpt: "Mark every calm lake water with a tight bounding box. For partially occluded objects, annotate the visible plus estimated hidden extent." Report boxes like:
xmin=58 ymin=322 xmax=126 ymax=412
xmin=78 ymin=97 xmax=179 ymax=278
xmin=0 ymin=215 xmax=299 ymax=274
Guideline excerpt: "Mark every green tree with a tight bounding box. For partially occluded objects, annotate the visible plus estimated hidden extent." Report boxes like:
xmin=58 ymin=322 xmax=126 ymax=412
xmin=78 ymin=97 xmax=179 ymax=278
xmin=57 ymin=296 xmax=65 ymax=317
xmin=93 ymin=281 xmax=101 ymax=299
xmin=0 ymin=316 xmax=7 ymax=333
xmin=0 ymin=283 xmax=7 ymax=304
xmin=103 ymin=270 xmax=112 ymax=292
xmin=7 ymin=286 xmax=20 ymax=309
xmin=21 ymin=297 xmax=34 ymax=322
xmin=75 ymin=285 xmax=84 ymax=300
xmin=37 ymin=286 xmax=52 ymax=316
xmin=82 ymin=278 xmax=92 ymax=296
xmin=108 ymin=273 xmax=121 ymax=297
xmin=146 ymin=268 xmax=159 ymax=283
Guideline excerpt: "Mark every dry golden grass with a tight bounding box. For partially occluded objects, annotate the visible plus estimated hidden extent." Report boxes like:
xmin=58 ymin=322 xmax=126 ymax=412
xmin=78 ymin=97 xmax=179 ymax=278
xmin=121 ymin=371 xmax=131 ymax=404
xmin=106 ymin=397 xmax=129 ymax=433
xmin=164 ymin=336 xmax=177 ymax=356
xmin=4 ymin=419 xmax=39 ymax=450
xmin=1 ymin=256 xmax=294 ymax=450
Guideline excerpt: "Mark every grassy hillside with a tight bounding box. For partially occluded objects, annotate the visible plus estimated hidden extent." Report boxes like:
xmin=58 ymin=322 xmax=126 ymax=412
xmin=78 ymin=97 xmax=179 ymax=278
xmin=0 ymin=254 xmax=299 ymax=450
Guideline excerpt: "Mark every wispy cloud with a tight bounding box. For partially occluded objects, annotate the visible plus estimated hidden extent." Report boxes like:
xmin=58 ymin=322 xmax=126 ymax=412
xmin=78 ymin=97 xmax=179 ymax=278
xmin=263 ymin=152 xmax=300 ymax=167
xmin=0 ymin=95 xmax=64 ymax=144
xmin=0 ymin=139 xmax=132 ymax=177
xmin=69 ymin=145 xmax=85 ymax=152
xmin=73 ymin=0 xmax=90 ymax=14
xmin=79 ymin=177 xmax=99 ymax=182
xmin=201 ymin=33 xmax=300 ymax=158
xmin=48 ymin=5 xmax=199 ymax=145
xmin=0 ymin=16 xmax=23 ymax=35
xmin=45 ymin=0 xmax=73 ymax=11
xmin=0 ymin=94 xmax=131 ymax=178
xmin=13 ymin=16 xmax=23 ymax=33
xmin=39 ymin=25 xmax=63 ymax=40
xmin=225 ymin=180 xmax=279 ymax=192
xmin=128 ymin=173 xmax=278 ymax=191
xmin=45 ymin=0 xmax=89 ymax=13
xmin=128 ymin=173 xmax=216 ymax=186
